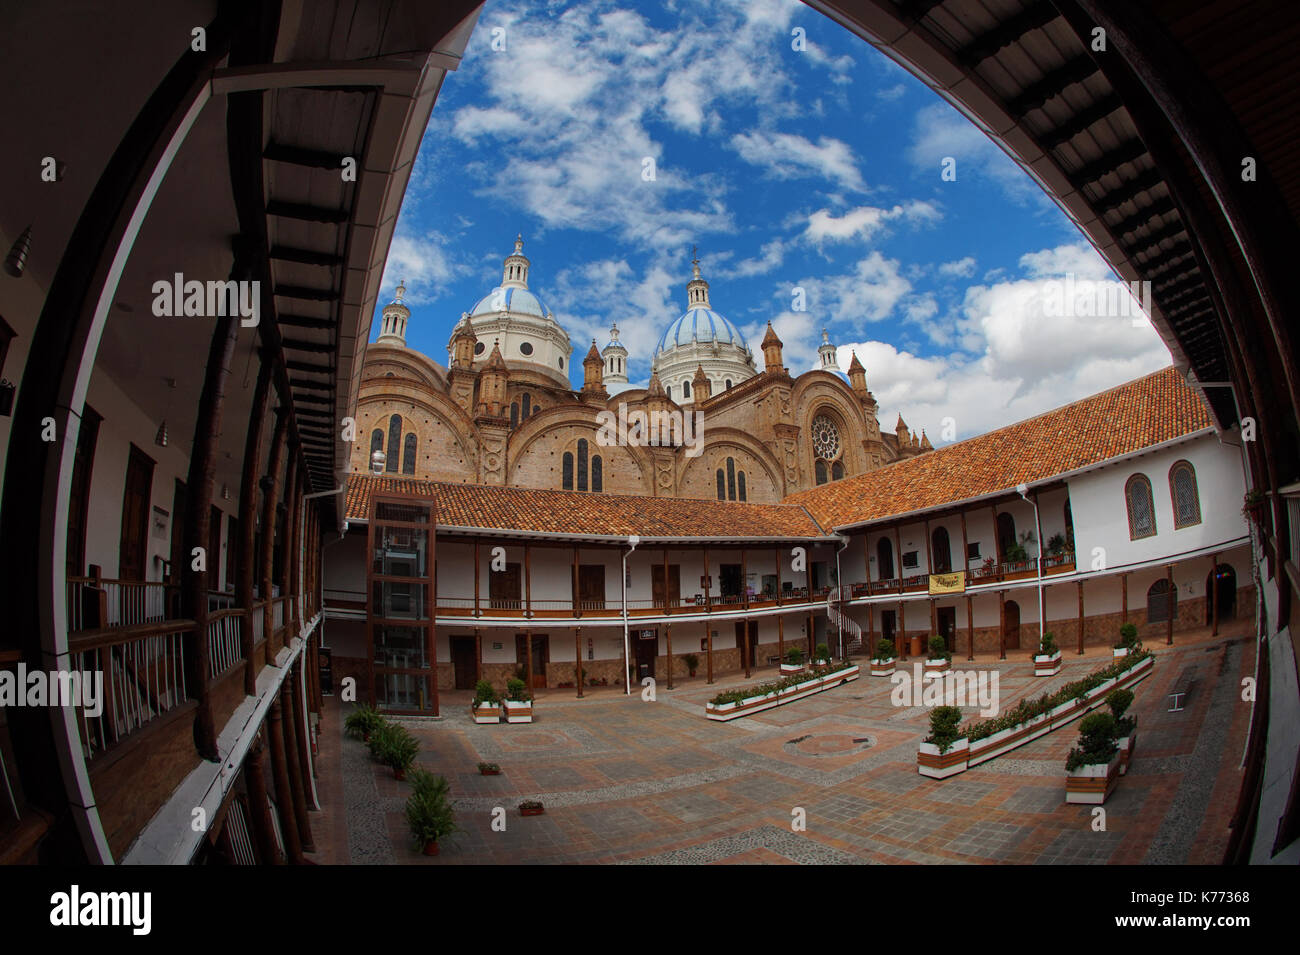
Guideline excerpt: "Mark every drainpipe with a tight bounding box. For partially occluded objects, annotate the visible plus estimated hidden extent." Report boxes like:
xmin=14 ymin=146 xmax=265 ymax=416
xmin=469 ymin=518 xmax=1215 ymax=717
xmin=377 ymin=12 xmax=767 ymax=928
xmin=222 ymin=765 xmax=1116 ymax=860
xmin=622 ymin=535 xmax=639 ymax=695
xmin=834 ymin=534 xmax=850 ymax=659
xmin=1018 ymin=483 xmax=1045 ymax=648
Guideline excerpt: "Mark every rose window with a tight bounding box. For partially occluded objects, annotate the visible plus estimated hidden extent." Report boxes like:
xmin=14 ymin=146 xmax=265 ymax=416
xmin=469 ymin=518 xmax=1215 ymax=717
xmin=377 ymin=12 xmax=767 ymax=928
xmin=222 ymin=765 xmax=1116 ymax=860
xmin=811 ymin=415 xmax=841 ymax=460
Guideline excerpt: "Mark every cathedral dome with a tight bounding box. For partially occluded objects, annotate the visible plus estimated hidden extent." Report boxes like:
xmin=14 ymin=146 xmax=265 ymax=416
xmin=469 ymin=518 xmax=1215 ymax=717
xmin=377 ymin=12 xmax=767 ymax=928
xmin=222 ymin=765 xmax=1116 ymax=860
xmin=656 ymin=307 xmax=747 ymax=352
xmin=467 ymin=285 xmax=553 ymax=320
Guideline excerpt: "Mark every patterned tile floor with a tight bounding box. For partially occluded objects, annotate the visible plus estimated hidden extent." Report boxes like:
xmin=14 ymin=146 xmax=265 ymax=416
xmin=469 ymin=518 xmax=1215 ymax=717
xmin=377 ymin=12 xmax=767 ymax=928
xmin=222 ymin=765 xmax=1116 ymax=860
xmin=311 ymin=626 xmax=1255 ymax=865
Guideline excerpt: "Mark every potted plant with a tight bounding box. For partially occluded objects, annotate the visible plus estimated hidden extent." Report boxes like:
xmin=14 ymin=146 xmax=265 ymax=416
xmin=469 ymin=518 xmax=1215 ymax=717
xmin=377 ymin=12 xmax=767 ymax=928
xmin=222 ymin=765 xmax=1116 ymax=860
xmin=1107 ymin=688 xmax=1138 ymax=775
xmin=979 ymin=555 xmax=997 ymax=577
xmin=1046 ymin=533 xmax=1067 ymax=558
xmin=471 ymin=679 xmax=502 ymax=724
xmin=1034 ymin=630 xmax=1062 ymax=676
xmin=780 ymin=646 xmax=806 ymax=675
xmin=1065 ymin=711 xmax=1121 ymax=804
xmin=870 ymin=638 xmax=896 ymax=676
xmin=477 ymin=761 xmax=501 ymax=776
xmin=504 ymin=677 xmax=533 ymax=723
xmin=344 ymin=703 xmax=385 ymax=742
xmin=372 ymin=722 xmax=419 ymax=780
xmin=924 ymin=634 xmax=951 ymax=674
xmin=1113 ymin=623 xmax=1139 ymax=659
xmin=405 ymin=769 xmax=457 ymax=856
xmin=918 ymin=705 xmax=968 ymax=778
xmin=814 ymin=643 xmax=831 ymax=666
xmin=683 ymin=653 xmax=699 ymax=678
xmin=1242 ymin=488 xmax=1265 ymax=523
xmin=519 ymin=800 xmax=545 ymax=817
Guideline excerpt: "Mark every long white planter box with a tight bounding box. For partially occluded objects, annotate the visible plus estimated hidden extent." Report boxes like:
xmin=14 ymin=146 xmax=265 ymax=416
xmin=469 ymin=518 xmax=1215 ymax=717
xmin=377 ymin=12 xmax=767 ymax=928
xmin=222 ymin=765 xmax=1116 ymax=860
xmin=923 ymin=658 xmax=951 ymax=674
xmin=1066 ymin=751 xmax=1122 ymax=804
xmin=919 ymin=655 xmax=1153 ymax=775
xmin=705 ymin=666 xmax=859 ymax=721
xmin=503 ymin=699 xmax=533 ymax=723
xmin=870 ymin=658 xmax=896 ymax=677
xmin=472 ymin=702 xmax=501 ymax=724
xmin=1034 ymin=651 xmax=1062 ymax=676
xmin=918 ymin=738 xmax=969 ymax=779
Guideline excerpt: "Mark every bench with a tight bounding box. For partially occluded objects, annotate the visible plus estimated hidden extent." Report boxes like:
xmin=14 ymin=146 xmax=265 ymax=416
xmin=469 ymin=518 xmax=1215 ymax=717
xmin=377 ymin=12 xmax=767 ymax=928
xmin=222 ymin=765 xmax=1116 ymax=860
xmin=1168 ymin=670 xmax=1197 ymax=712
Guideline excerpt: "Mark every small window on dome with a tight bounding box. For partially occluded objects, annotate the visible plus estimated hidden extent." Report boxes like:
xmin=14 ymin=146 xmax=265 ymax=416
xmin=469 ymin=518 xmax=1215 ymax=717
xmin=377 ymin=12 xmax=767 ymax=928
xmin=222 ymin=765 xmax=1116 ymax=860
xmin=558 ymin=357 xmax=564 ymax=369
xmin=520 ymin=342 xmax=534 ymax=356
xmin=474 ymin=342 xmax=485 ymax=355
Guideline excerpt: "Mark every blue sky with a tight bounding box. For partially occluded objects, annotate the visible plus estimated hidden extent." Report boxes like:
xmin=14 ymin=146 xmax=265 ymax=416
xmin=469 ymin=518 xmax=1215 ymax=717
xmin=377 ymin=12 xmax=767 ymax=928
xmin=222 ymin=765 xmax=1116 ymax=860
xmin=375 ymin=0 xmax=1170 ymax=440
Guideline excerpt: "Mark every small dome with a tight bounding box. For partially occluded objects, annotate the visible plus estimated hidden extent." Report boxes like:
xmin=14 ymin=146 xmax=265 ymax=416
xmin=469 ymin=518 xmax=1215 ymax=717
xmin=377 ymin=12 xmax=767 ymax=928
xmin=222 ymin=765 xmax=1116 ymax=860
xmin=468 ymin=286 xmax=552 ymax=320
xmin=656 ymin=307 xmax=748 ymax=353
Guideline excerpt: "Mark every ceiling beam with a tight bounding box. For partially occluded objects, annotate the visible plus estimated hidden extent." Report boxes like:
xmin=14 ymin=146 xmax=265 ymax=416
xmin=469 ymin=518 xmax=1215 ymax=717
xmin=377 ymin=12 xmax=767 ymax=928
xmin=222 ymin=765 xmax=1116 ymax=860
xmin=266 ymin=200 xmax=348 ymax=223
xmin=1009 ymin=55 xmax=1098 ymax=116
xmin=269 ymin=244 xmax=344 ymax=267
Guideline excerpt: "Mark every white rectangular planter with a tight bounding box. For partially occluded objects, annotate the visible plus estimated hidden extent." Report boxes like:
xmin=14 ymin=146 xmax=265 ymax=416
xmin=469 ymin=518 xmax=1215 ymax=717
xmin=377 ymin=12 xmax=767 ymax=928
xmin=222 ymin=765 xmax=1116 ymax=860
xmin=1066 ymin=752 xmax=1122 ymax=804
xmin=1113 ymin=646 xmax=1131 ymax=659
xmin=471 ymin=702 xmax=501 ymax=724
xmin=1118 ymin=719 xmax=1138 ymax=775
xmin=503 ymin=699 xmax=533 ymax=723
xmin=923 ymin=658 xmax=951 ymax=674
xmin=780 ymin=663 xmax=807 ymax=676
xmin=917 ymin=738 xmax=969 ymax=778
xmin=705 ymin=666 xmax=859 ymax=721
xmin=870 ymin=658 xmax=896 ymax=677
xmin=1033 ymin=651 xmax=1062 ymax=676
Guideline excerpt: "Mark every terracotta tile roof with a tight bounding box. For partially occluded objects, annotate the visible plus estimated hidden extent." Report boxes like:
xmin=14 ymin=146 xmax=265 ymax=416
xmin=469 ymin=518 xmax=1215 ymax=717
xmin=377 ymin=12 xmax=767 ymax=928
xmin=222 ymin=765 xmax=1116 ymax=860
xmin=786 ymin=366 xmax=1214 ymax=529
xmin=345 ymin=475 xmax=830 ymax=540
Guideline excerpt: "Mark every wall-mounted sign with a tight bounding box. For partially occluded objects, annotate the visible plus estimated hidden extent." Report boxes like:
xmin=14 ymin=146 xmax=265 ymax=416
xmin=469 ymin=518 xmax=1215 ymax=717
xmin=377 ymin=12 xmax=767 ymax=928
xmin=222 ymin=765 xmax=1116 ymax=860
xmin=491 ymin=642 xmax=503 ymax=651
xmin=928 ymin=571 xmax=966 ymax=595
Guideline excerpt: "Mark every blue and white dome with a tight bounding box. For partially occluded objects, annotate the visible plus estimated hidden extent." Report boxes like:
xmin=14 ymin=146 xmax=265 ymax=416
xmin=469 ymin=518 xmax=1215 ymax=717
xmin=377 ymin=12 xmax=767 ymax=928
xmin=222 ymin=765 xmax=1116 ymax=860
xmin=656 ymin=307 xmax=747 ymax=352
xmin=468 ymin=286 xmax=552 ymax=319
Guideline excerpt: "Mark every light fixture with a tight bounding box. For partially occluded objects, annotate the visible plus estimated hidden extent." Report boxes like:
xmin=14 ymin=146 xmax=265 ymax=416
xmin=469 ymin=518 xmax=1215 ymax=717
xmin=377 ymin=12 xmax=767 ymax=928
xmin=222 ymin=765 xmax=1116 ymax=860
xmin=221 ymin=483 xmax=231 ymax=501
xmin=155 ymin=420 xmax=168 ymax=447
xmin=4 ymin=225 xmax=32 ymax=278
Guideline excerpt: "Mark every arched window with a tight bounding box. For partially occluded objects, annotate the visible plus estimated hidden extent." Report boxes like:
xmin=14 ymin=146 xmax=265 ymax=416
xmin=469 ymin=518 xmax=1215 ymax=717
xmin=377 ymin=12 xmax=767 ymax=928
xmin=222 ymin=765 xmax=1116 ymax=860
xmin=683 ymin=380 xmax=691 ymax=398
xmin=996 ymin=512 xmax=1016 ymax=559
xmin=725 ymin=457 xmax=737 ymax=499
xmin=725 ymin=379 xmax=732 ymax=390
xmin=1147 ymin=578 xmax=1177 ymax=623
xmin=876 ymin=538 xmax=894 ymax=580
xmin=402 ymin=433 xmax=417 ymax=474
xmin=562 ymin=452 xmax=574 ymax=490
xmin=716 ymin=469 xmax=726 ymax=501
xmin=931 ymin=527 xmax=952 ymax=574
xmin=521 ymin=393 xmax=532 ymax=420
xmin=1125 ymin=474 xmax=1157 ymax=539
xmin=737 ymin=471 xmax=747 ymax=502
xmin=385 ymin=414 xmax=401 ymax=472
xmin=1169 ymin=461 xmax=1201 ymax=528
xmin=1064 ymin=498 xmax=1074 ymax=548
xmin=666 ymin=384 xmax=672 ymax=399
xmin=510 ymin=403 xmax=519 ymax=429
xmin=815 ymin=459 xmax=828 ymax=486
xmin=591 ymin=455 xmax=603 ymax=493
xmin=577 ymin=439 xmax=589 ymax=492
xmin=831 ymin=461 xmax=845 ymax=481
xmin=370 ymin=428 xmax=383 ymax=456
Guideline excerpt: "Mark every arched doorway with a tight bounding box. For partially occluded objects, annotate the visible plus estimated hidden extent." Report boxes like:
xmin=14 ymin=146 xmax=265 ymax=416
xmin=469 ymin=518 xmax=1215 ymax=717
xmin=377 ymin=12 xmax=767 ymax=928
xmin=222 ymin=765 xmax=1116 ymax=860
xmin=1147 ymin=579 xmax=1177 ymax=625
xmin=931 ymin=526 xmax=952 ymax=574
xmin=1206 ymin=564 xmax=1237 ymax=624
xmin=876 ymin=537 xmax=894 ymax=581
xmin=1003 ymin=600 xmax=1020 ymax=651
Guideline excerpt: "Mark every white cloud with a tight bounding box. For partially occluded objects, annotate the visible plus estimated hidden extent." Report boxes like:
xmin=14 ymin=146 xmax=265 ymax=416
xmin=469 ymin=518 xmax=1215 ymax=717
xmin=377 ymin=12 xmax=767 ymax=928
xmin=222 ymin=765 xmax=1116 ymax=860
xmin=380 ymin=231 xmax=467 ymax=303
xmin=907 ymin=103 xmax=1042 ymax=202
xmin=803 ymin=200 xmax=940 ymax=244
xmin=729 ymin=130 xmax=866 ymax=192
xmin=731 ymin=238 xmax=790 ymax=278
xmin=741 ymin=309 xmax=822 ymax=371
xmin=938 ymin=256 xmax=976 ymax=278
xmin=876 ymin=83 xmax=906 ymax=101
xmin=797 ymin=251 xmax=912 ymax=324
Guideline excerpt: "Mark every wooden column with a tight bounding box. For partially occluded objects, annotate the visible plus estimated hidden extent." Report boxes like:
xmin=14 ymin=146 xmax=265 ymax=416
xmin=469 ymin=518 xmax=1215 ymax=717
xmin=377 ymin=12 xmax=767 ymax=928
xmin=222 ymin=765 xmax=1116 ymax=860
xmin=743 ymin=616 xmax=751 ymax=680
xmin=929 ymin=597 xmax=937 ymax=638
xmin=741 ymin=548 xmax=748 ymax=608
xmin=281 ymin=459 xmax=299 ymax=636
xmin=1210 ymin=553 xmax=1219 ymax=636
xmin=774 ymin=548 xmax=781 ymax=605
xmin=663 ymin=548 xmax=671 ymax=613
xmin=473 ymin=539 xmax=481 ymax=616
xmin=290 ymin=663 xmax=317 ymax=811
xmin=524 ymin=543 xmax=532 ymax=617
xmin=998 ymin=590 xmax=1007 ymax=660
xmin=1121 ymin=573 xmax=1129 ymax=623
xmin=807 ymin=610 xmax=815 ymax=658
xmin=526 ymin=629 xmax=534 ymax=688
xmin=778 ymin=613 xmax=785 ymax=662
xmin=280 ymin=674 xmax=314 ymax=852
xmin=866 ymin=603 xmax=874 ymax=657
xmin=665 ymin=623 xmax=673 ymax=690
xmin=266 ymin=700 xmax=303 ymax=863
xmin=1166 ymin=563 xmax=1175 ymax=645
xmin=706 ymin=623 xmax=714 ymax=685
xmin=1077 ymin=580 xmax=1086 ymax=655
xmin=474 ymin=628 xmax=482 ymax=684
xmin=243 ymin=735 xmax=282 ymax=865
xmin=806 ymin=549 xmax=815 ymax=657
xmin=966 ymin=596 xmax=974 ymax=661
xmin=575 ymin=627 xmax=583 ymax=698
xmin=897 ymin=599 xmax=905 ymax=659
xmin=960 ymin=511 xmax=969 ymax=578
xmin=236 ymin=356 xmax=273 ymax=695
xmin=260 ymin=408 xmax=289 ymax=666
xmin=572 ymin=546 xmax=580 ymax=617
xmin=181 ymin=297 xmax=243 ymax=761
xmin=703 ymin=545 xmax=711 ymax=614
xmin=894 ymin=525 xmax=903 ymax=593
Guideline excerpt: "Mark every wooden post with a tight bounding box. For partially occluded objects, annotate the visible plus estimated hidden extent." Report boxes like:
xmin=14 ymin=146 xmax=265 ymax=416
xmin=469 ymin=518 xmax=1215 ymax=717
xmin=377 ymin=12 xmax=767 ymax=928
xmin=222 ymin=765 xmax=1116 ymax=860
xmin=1210 ymin=553 xmax=1219 ymax=636
xmin=286 ymin=666 xmax=317 ymax=838
xmin=866 ymin=603 xmax=874 ymax=657
xmin=282 ymin=459 xmax=299 ymax=636
xmin=1166 ymin=563 xmax=1175 ymax=645
xmin=894 ymin=525 xmax=903 ymax=593
xmin=960 ymin=511 xmax=969 ymax=579
xmin=807 ymin=610 xmax=815 ymax=658
xmin=966 ymin=596 xmax=974 ymax=661
xmin=575 ymin=627 xmax=583 ymax=699
xmin=703 ymin=545 xmax=711 ymax=614
xmin=243 ymin=735 xmax=283 ymax=865
xmin=774 ymin=547 xmax=782 ymax=605
xmin=741 ymin=548 xmax=748 ymax=609
xmin=1121 ymin=572 xmax=1129 ymax=624
xmin=526 ymin=629 xmax=534 ymax=688
xmin=474 ymin=628 xmax=482 ymax=685
xmin=236 ymin=356 xmax=272 ymax=695
xmin=665 ymin=623 xmax=673 ymax=690
xmin=929 ymin=597 xmax=937 ymax=639
xmin=778 ymin=613 xmax=785 ymax=662
xmin=664 ymin=548 xmax=671 ymax=613
xmin=897 ymin=599 xmax=905 ymax=659
xmin=473 ymin=539 xmax=480 ymax=616
xmin=1077 ymin=580 xmax=1086 ymax=655
xmin=266 ymin=700 xmax=303 ymax=863
xmin=524 ymin=543 xmax=532 ymax=618
xmin=706 ymin=623 xmax=714 ymax=685
xmin=743 ymin=618 xmax=751 ymax=680
xmin=999 ymin=590 xmax=1007 ymax=660
xmin=572 ymin=545 xmax=580 ymax=618
xmin=261 ymin=409 xmax=289 ymax=667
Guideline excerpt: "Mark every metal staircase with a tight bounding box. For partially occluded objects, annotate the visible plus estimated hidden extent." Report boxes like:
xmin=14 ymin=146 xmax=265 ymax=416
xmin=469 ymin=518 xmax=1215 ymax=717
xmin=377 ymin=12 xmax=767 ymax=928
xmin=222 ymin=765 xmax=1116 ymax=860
xmin=827 ymin=586 xmax=864 ymax=656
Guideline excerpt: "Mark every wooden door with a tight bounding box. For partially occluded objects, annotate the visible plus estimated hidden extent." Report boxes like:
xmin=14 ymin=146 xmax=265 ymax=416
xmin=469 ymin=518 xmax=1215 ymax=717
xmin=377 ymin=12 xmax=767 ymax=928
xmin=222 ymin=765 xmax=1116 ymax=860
xmin=937 ymin=607 xmax=956 ymax=651
xmin=577 ymin=564 xmax=605 ymax=610
xmin=119 ymin=444 xmax=154 ymax=580
xmin=515 ymin=633 xmax=548 ymax=688
xmin=719 ymin=563 xmax=742 ymax=600
xmin=881 ymin=609 xmax=896 ymax=644
xmin=634 ymin=629 xmax=656 ymax=681
xmin=490 ymin=563 xmax=522 ymax=609
xmin=450 ymin=637 xmax=476 ymax=690
xmin=651 ymin=564 xmax=680 ymax=608
xmin=1004 ymin=600 xmax=1021 ymax=650
xmin=734 ymin=620 xmax=758 ymax=668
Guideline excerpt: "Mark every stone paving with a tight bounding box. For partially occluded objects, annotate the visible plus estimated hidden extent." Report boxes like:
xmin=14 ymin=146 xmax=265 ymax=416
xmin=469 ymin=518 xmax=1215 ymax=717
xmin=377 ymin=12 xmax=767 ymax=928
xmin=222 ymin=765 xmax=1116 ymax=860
xmin=316 ymin=625 xmax=1255 ymax=865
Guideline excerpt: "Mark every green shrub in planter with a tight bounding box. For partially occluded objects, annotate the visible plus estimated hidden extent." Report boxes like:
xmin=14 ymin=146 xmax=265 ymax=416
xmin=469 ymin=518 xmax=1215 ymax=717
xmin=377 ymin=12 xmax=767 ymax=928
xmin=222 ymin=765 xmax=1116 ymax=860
xmin=927 ymin=634 xmax=950 ymax=661
xmin=1065 ymin=712 xmax=1118 ymax=771
xmin=926 ymin=705 xmax=964 ymax=754
xmin=1039 ymin=631 xmax=1057 ymax=655
xmin=505 ymin=677 xmax=531 ymax=702
xmin=405 ymin=770 xmax=457 ymax=849
xmin=371 ymin=722 xmax=419 ymax=774
xmin=1115 ymin=623 xmax=1139 ymax=650
xmin=785 ymin=646 xmax=805 ymax=665
xmin=344 ymin=704 xmax=385 ymax=740
xmin=814 ymin=643 xmax=831 ymax=663
xmin=472 ymin=679 xmax=499 ymax=706
xmin=873 ymin=638 xmax=895 ymax=660
xmin=682 ymin=653 xmax=699 ymax=675
xmin=1106 ymin=687 xmax=1136 ymax=737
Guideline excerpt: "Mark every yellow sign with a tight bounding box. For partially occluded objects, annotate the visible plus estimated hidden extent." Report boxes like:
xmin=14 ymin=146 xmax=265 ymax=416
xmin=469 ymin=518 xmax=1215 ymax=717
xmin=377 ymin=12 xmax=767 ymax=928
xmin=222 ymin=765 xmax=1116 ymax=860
xmin=928 ymin=571 xmax=966 ymax=595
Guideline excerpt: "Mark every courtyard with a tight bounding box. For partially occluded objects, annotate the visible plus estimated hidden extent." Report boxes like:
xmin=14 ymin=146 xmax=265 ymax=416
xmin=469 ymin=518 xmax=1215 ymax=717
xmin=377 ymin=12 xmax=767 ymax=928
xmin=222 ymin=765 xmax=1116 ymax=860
xmin=312 ymin=624 xmax=1255 ymax=864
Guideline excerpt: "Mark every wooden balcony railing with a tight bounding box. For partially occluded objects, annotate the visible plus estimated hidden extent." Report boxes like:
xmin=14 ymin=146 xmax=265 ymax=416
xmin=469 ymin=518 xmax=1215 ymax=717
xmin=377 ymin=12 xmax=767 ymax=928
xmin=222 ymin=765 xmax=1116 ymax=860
xmin=250 ymin=599 xmax=267 ymax=645
xmin=206 ymin=609 xmax=244 ymax=680
xmin=69 ymin=620 xmax=192 ymax=762
xmin=66 ymin=577 xmax=177 ymax=632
